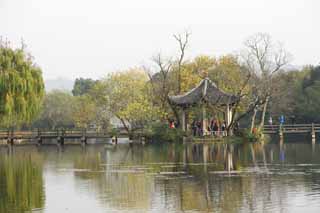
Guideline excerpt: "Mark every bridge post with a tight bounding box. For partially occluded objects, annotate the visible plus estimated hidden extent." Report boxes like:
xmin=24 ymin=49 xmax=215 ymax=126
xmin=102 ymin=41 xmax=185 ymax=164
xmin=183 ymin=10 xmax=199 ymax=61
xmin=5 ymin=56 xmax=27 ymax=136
xmin=37 ymin=129 xmax=42 ymax=146
xmin=57 ymin=129 xmax=64 ymax=146
xmin=7 ymin=129 xmax=14 ymax=147
xmin=141 ymin=136 xmax=146 ymax=145
xmin=81 ymin=129 xmax=87 ymax=146
xmin=7 ymin=137 xmax=14 ymax=146
xmin=37 ymin=137 xmax=43 ymax=146
xmin=279 ymin=125 xmax=283 ymax=142
xmin=112 ymin=135 xmax=118 ymax=145
xmin=311 ymin=123 xmax=316 ymax=144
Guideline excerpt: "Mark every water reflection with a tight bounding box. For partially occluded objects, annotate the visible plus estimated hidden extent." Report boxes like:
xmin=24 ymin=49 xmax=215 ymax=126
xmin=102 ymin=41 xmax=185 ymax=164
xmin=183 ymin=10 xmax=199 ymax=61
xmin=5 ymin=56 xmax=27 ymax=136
xmin=0 ymin=147 xmax=45 ymax=213
xmin=1 ymin=142 xmax=320 ymax=212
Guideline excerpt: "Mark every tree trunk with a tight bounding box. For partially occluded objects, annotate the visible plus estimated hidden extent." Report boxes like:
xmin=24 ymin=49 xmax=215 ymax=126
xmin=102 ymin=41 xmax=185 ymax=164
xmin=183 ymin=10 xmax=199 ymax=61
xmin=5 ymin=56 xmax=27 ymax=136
xmin=227 ymin=128 xmax=234 ymax=136
xmin=167 ymin=97 xmax=180 ymax=127
xmin=250 ymin=107 xmax=258 ymax=133
xmin=177 ymin=69 xmax=181 ymax=94
xmin=259 ymin=96 xmax=270 ymax=129
xmin=117 ymin=116 xmax=131 ymax=135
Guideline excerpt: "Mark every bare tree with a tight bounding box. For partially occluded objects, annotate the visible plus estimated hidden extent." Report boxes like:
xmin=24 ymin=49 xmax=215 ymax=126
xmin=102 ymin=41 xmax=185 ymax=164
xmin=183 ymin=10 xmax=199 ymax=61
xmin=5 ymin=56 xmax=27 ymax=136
xmin=243 ymin=33 xmax=291 ymax=129
xmin=145 ymin=54 xmax=173 ymax=111
xmin=173 ymin=31 xmax=190 ymax=94
xmin=143 ymin=31 xmax=191 ymax=127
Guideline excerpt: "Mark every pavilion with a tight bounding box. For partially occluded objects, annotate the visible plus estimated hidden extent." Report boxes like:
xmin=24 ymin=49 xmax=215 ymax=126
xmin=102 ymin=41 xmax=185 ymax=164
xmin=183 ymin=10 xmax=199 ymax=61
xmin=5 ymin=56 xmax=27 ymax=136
xmin=168 ymin=78 xmax=239 ymax=134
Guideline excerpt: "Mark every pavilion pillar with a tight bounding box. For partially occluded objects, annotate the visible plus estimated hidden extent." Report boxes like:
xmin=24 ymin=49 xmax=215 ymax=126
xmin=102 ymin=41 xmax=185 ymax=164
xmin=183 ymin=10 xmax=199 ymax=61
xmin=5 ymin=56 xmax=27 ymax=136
xmin=202 ymin=105 xmax=208 ymax=136
xmin=181 ymin=109 xmax=187 ymax=132
xmin=226 ymin=104 xmax=232 ymax=126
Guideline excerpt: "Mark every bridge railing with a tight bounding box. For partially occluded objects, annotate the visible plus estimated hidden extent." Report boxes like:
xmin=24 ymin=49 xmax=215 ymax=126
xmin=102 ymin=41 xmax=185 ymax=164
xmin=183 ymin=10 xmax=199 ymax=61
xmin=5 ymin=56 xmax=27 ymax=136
xmin=263 ymin=124 xmax=320 ymax=133
xmin=0 ymin=128 xmax=138 ymax=139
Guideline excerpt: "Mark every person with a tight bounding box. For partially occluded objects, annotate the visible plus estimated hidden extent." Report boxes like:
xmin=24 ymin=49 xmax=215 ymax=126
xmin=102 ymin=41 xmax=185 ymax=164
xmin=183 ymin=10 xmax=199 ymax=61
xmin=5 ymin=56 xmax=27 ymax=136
xmin=210 ymin=119 xmax=214 ymax=135
xmin=279 ymin=115 xmax=285 ymax=126
xmin=268 ymin=116 xmax=273 ymax=130
xmin=213 ymin=120 xmax=219 ymax=136
xmin=169 ymin=120 xmax=175 ymax=128
xmin=210 ymin=118 xmax=216 ymax=135
xmin=221 ymin=121 xmax=226 ymax=136
xmin=196 ymin=120 xmax=202 ymax=136
xmin=191 ymin=120 xmax=197 ymax=136
xmin=290 ymin=115 xmax=296 ymax=126
xmin=268 ymin=116 xmax=273 ymax=126
xmin=207 ymin=121 xmax=211 ymax=133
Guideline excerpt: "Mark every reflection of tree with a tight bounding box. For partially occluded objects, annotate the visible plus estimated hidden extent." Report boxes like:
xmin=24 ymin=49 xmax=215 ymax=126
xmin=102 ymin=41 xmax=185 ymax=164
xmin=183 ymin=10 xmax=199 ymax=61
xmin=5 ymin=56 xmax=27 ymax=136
xmin=73 ymin=151 xmax=102 ymax=179
xmin=0 ymin=150 xmax=45 ymax=213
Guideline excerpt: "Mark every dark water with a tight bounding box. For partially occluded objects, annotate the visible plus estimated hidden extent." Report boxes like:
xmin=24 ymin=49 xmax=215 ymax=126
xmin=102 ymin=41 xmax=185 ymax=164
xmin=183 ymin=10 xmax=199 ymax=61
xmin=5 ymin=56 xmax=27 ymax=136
xmin=1 ymin=141 xmax=320 ymax=213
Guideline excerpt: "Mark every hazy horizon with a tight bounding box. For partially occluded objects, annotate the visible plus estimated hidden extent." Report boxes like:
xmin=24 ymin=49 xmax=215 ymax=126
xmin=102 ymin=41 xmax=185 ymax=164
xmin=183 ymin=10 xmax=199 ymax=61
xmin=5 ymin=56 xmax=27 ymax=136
xmin=1 ymin=0 xmax=319 ymax=80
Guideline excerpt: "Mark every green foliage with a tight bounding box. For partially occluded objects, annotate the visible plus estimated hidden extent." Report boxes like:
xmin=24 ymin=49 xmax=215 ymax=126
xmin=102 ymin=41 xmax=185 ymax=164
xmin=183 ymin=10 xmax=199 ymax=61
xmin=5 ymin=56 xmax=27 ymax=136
xmin=145 ymin=122 xmax=185 ymax=142
xmin=110 ymin=127 xmax=119 ymax=136
xmin=72 ymin=78 xmax=97 ymax=96
xmin=33 ymin=90 xmax=74 ymax=129
xmin=35 ymin=91 xmax=99 ymax=129
xmin=293 ymin=66 xmax=320 ymax=122
xmin=269 ymin=66 xmax=320 ymax=123
xmin=240 ymin=128 xmax=262 ymax=142
xmin=0 ymin=41 xmax=45 ymax=127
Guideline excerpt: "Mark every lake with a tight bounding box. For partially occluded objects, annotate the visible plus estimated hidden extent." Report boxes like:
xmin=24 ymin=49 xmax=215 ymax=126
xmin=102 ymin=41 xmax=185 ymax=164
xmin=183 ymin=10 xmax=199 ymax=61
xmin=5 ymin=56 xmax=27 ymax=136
xmin=1 ymin=140 xmax=320 ymax=212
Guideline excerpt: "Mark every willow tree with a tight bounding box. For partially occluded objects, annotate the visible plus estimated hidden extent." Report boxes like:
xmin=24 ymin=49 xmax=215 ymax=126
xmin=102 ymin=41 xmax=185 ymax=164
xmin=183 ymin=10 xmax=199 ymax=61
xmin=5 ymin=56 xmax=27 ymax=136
xmin=0 ymin=40 xmax=45 ymax=127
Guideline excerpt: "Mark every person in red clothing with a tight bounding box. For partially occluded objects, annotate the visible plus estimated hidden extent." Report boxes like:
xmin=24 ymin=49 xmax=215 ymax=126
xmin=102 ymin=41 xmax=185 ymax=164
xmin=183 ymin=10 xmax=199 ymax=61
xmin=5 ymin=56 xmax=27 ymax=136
xmin=169 ymin=120 xmax=175 ymax=128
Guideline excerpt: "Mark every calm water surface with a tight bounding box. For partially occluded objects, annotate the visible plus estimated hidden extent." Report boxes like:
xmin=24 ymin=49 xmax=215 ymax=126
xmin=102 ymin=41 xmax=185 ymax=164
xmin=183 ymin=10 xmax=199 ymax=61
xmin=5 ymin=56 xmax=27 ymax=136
xmin=1 ymin=141 xmax=320 ymax=213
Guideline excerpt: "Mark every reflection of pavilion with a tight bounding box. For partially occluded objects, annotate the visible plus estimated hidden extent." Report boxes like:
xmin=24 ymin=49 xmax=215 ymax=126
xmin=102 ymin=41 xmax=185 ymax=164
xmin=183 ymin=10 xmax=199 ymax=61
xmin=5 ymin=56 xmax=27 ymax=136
xmin=71 ymin=143 xmax=315 ymax=212
xmin=169 ymin=78 xmax=238 ymax=134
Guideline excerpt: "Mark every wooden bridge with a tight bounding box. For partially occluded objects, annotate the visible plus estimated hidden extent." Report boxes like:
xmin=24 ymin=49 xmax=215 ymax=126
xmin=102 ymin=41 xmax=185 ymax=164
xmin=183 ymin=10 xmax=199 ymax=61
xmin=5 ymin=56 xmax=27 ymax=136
xmin=263 ymin=124 xmax=320 ymax=134
xmin=263 ymin=124 xmax=320 ymax=142
xmin=0 ymin=129 xmax=136 ymax=146
xmin=1 ymin=124 xmax=319 ymax=146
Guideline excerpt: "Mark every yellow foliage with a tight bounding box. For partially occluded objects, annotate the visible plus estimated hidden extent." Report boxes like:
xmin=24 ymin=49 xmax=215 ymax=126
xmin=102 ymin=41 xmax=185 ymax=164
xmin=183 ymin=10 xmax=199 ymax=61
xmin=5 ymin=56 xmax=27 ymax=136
xmin=72 ymin=95 xmax=97 ymax=128
xmin=96 ymin=68 xmax=166 ymax=129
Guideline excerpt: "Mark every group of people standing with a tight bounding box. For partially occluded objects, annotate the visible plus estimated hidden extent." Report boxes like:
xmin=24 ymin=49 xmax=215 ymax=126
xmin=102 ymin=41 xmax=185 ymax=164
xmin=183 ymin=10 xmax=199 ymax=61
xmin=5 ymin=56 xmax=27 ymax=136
xmin=191 ymin=119 xmax=227 ymax=137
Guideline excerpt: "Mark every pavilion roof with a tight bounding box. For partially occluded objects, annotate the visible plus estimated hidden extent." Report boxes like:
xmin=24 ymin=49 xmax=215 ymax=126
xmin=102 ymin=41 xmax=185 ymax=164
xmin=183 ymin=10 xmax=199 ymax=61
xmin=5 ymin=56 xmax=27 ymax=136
xmin=168 ymin=78 xmax=239 ymax=108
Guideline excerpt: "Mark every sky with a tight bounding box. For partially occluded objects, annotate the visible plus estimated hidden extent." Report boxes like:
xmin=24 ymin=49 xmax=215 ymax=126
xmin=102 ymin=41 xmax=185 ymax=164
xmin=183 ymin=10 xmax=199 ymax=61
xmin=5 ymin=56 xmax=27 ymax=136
xmin=0 ymin=0 xmax=319 ymax=80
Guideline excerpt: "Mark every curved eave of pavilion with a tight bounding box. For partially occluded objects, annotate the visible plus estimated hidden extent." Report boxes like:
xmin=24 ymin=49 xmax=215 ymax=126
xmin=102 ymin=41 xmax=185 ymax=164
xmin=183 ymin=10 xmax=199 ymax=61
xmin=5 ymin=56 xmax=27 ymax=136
xmin=168 ymin=78 xmax=239 ymax=108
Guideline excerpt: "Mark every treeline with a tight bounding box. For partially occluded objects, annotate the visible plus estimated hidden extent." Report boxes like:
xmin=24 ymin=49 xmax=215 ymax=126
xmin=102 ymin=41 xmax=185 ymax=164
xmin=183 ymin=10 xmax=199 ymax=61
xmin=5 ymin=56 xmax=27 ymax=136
xmin=271 ymin=65 xmax=320 ymax=123
xmin=1 ymin=33 xmax=320 ymax=134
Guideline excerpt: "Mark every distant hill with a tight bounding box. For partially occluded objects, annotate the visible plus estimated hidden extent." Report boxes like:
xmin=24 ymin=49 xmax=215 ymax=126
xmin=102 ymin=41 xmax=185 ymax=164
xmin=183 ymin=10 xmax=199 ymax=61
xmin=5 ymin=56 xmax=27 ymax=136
xmin=44 ymin=78 xmax=74 ymax=92
xmin=284 ymin=64 xmax=303 ymax=71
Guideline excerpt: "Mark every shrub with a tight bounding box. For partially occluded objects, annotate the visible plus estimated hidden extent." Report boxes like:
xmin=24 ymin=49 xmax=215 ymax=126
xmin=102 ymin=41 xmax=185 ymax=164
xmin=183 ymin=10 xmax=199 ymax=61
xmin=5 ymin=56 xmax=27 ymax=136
xmin=240 ymin=128 xmax=262 ymax=142
xmin=145 ymin=122 xmax=185 ymax=143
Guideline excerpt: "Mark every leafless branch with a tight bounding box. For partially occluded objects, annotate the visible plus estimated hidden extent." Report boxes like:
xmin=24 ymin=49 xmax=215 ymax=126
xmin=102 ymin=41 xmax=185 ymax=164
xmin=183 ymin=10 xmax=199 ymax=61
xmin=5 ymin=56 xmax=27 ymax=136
xmin=173 ymin=31 xmax=191 ymax=94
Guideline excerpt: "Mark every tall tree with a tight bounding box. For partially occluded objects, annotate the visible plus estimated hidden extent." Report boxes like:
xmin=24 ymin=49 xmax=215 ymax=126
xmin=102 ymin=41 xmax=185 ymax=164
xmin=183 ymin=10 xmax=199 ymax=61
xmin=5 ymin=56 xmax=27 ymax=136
xmin=0 ymin=40 xmax=45 ymax=127
xmin=243 ymin=33 xmax=290 ymax=129
xmin=34 ymin=90 xmax=74 ymax=129
xmin=72 ymin=78 xmax=97 ymax=96
xmin=93 ymin=69 xmax=162 ymax=134
xmin=146 ymin=31 xmax=190 ymax=126
xmin=173 ymin=31 xmax=190 ymax=94
xmin=71 ymin=95 xmax=97 ymax=128
xmin=293 ymin=66 xmax=320 ymax=122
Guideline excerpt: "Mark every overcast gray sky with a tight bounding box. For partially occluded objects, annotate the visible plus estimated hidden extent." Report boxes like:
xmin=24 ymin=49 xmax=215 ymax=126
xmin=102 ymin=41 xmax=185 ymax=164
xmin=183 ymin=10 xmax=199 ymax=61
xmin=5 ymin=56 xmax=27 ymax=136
xmin=1 ymin=0 xmax=319 ymax=80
